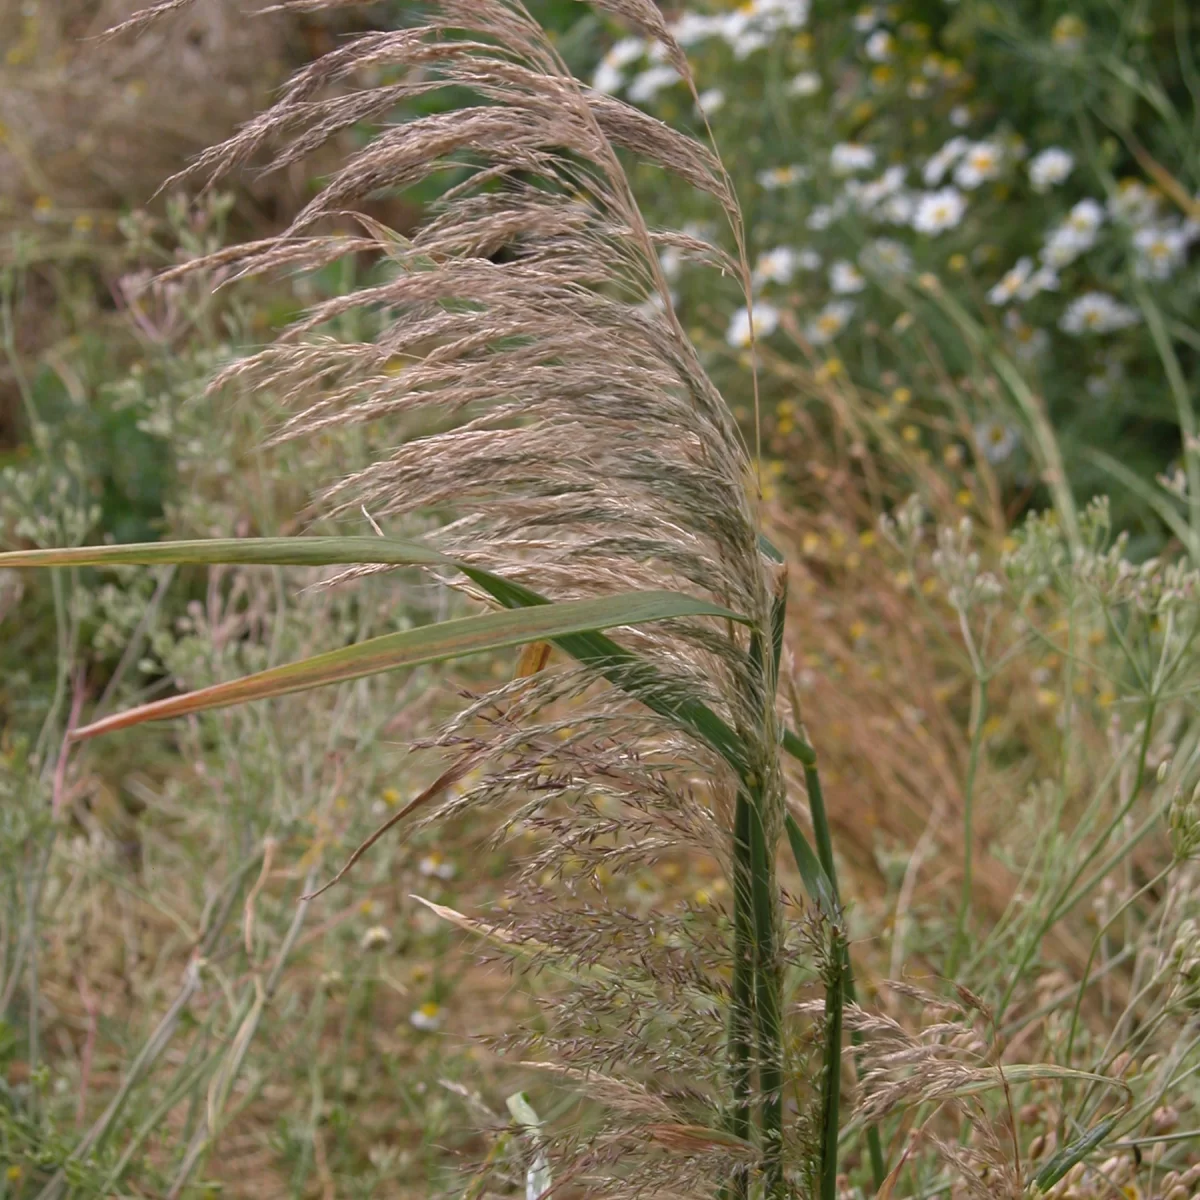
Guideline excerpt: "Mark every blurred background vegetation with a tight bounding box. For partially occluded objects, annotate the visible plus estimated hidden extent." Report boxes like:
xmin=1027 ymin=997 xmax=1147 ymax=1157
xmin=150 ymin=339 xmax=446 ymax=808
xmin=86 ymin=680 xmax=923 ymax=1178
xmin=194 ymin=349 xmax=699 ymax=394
xmin=2 ymin=0 xmax=1199 ymax=1195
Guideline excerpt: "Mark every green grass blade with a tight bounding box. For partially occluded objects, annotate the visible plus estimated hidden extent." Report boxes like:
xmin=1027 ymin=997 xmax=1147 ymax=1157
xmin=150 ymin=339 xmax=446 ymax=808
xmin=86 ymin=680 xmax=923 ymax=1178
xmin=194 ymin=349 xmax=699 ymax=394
xmin=1033 ymin=1116 xmax=1119 ymax=1192
xmin=465 ymin=567 xmax=755 ymax=777
xmin=70 ymin=590 xmax=748 ymax=741
xmin=2 ymin=534 xmax=761 ymax=777
xmin=783 ymin=812 xmax=836 ymax=916
xmin=0 ymin=536 xmax=450 ymax=570
xmin=784 ymin=728 xmax=887 ymax=1187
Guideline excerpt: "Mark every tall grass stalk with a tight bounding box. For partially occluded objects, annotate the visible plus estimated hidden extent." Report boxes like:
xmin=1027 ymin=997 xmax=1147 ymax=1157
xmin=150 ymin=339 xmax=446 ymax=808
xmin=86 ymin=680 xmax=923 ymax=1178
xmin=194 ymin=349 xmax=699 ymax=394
xmin=0 ymin=1 xmax=821 ymax=1193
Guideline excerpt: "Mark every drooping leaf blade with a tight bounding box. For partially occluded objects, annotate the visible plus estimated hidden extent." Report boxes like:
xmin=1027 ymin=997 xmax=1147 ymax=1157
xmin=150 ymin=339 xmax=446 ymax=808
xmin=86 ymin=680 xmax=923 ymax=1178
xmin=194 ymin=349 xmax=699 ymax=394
xmin=70 ymin=590 xmax=749 ymax=741
xmin=4 ymin=535 xmax=759 ymax=777
xmin=0 ymin=536 xmax=448 ymax=571
xmin=1033 ymin=1116 xmax=1120 ymax=1192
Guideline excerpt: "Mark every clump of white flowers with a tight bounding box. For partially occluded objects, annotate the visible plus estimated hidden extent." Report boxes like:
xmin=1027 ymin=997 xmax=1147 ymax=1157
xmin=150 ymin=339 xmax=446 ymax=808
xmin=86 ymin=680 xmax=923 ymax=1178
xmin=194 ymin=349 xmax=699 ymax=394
xmin=585 ymin=3 xmax=1193 ymax=483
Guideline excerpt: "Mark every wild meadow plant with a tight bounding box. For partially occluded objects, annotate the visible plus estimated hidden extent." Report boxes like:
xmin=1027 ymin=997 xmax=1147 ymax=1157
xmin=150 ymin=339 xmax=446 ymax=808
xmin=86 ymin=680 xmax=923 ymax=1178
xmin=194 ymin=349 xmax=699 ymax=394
xmin=591 ymin=0 xmax=1200 ymax=547
xmin=2 ymin=1 xmax=1200 ymax=1197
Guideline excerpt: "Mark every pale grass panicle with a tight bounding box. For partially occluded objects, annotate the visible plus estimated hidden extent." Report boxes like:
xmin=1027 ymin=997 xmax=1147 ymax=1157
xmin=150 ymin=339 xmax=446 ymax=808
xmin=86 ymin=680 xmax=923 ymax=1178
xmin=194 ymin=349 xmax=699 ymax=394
xmin=112 ymin=0 xmax=795 ymax=1193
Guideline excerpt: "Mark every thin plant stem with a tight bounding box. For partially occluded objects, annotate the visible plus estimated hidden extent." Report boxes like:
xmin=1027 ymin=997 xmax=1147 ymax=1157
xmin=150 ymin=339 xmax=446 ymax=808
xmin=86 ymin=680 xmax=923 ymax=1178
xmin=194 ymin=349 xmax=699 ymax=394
xmin=819 ymin=925 xmax=845 ymax=1200
xmin=949 ymin=677 xmax=988 ymax=978
xmin=747 ymin=789 xmax=784 ymax=1198
xmin=726 ymin=790 xmax=754 ymax=1200
xmin=740 ymin=629 xmax=784 ymax=1197
xmin=783 ymin=725 xmax=887 ymax=1188
xmin=996 ymin=700 xmax=1158 ymax=1019
xmin=1062 ymin=864 xmax=1174 ymax=1101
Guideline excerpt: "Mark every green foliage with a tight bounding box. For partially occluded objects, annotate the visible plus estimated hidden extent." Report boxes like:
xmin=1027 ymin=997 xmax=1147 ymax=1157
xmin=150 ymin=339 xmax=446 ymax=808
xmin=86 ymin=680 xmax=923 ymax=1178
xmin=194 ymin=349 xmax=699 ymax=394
xmin=591 ymin=0 xmax=1200 ymax=544
xmin=3 ymin=1 xmax=1200 ymax=1196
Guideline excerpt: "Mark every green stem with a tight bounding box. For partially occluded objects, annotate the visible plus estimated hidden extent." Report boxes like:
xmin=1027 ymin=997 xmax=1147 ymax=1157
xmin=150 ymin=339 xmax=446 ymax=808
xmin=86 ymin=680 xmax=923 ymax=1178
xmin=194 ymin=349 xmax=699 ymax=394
xmin=783 ymin=728 xmax=886 ymax=1188
xmin=1063 ymin=865 xmax=1173 ymax=1077
xmin=727 ymin=791 xmax=754 ymax=1200
xmin=949 ymin=679 xmax=988 ymax=978
xmin=819 ymin=926 xmax=846 ymax=1200
xmin=747 ymin=788 xmax=785 ymax=1198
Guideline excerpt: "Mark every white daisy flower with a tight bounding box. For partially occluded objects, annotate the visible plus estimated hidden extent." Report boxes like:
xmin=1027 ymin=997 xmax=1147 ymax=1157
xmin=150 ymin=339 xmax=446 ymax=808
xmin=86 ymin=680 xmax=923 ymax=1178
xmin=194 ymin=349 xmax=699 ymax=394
xmin=1133 ymin=223 xmax=1189 ymax=280
xmin=806 ymin=204 xmax=838 ymax=230
xmin=1059 ymin=292 xmax=1140 ymax=335
xmin=922 ymin=137 xmax=970 ymax=186
xmin=360 ymin=925 xmax=391 ymax=952
xmin=830 ymin=259 xmax=867 ymax=293
xmin=911 ymin=188 xmax=967 ymax=235
xmin=659 ymin=245 xmax=684 ymax=281
xmin=1086 ymin=356 xmax=1124 ymax=397
xmin=853 ymin=6 xmax=883 ymax=32
xmin=1040 ymin=201 xmax=1103 ymax=266
xmin=987 ymin=257 xmax=1033 ymax=305
xmin=671 ymin=12 xmax=726 ymax=44
xmin=861 ymin=238 xmax=912 ymax=274
xmin=1028 ymin=147 xmax=1074 ymax=192
xmin=731 ymin=28 xmax=771 ymax=57
xmin=949 ymin=105 xmax=971 ymax=128
xmin=1040 ymin=227 xmax=1090 ymax=268
xmin=831 ymin=142 xmax=877 ymax=175
xmin=1107 ymin=179 xmax=1159 ymax=227
xmin=752 ymin=246 xmax=802 ymax=286
xmin=757 ymin=164 xmax=810 ymax=190
xmin=852 ymin=164 xmax=907 ymax=213
xmin=880 ymin=192 xmax=916 ymax=224
xmin=697 ymin=87 xmax=725 ymax=114
xmin=1015 ymin=264 xmax=1060 ymax=301
xmin=754 ymin=0 xmax=811 ymax=30
xmin=805 ymin=300 xmax=855 ymax=345
xmin=788 ymin=70 xmax=822 ymax=96
xmin=627 ymin=65 xmax=681 ymax=103
xmin=726 ymin=303 xmax=780 ymax=347
xmin=1051 ymin=14 xmax=1086 ymax=53
xmin=974 ymin=420 xmax=1020 ymax=464
xmin=717 ymin=8 xmax=752 ymax=44
xmin=592 ymin=36 xmax=646 ymax=93
xmin=419 ymin=853 xmax=456 ymax=880
xmin=1066 ymin=198 xmax=1105 ymax=234
xmin=1005 ymin=310 xmax=1050 ymax=361
xmin=865 ymin=29 xmax=894 ymax=60
xmin=409 ymin=1002 xmax=443 ymax=1031
xmin=953 ymin=142 xmax=1004 ymax=190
